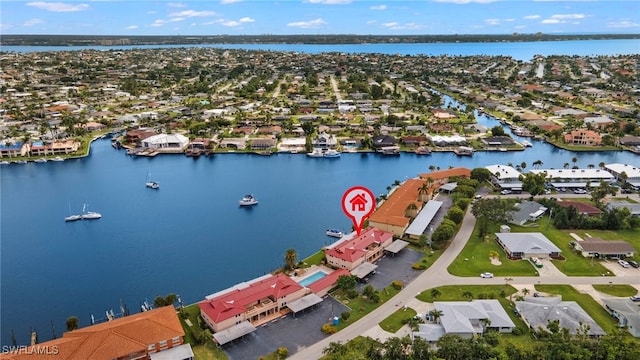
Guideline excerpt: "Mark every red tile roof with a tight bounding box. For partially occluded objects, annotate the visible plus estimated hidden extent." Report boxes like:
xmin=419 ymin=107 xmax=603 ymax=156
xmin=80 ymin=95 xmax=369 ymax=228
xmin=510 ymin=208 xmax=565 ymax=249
xmin=368 ymin=179 xmax=425 ymax=228
xmin=325 ymin=227 xmax=393 ymax=262
xmin=2 ymin=306 xmax=183 ymax=360
xmin=418 ymin=167 xmax=471 ymax=181
xmin=557 ymin=201 xmax=603 ymax=215
xmin=198 ymin=273 xmax=303 ymax=323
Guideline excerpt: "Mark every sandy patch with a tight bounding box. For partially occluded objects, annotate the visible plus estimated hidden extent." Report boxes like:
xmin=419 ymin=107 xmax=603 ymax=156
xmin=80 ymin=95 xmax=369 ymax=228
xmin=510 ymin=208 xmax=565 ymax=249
xmin=490 ymin=257 xmax=502 ymax=265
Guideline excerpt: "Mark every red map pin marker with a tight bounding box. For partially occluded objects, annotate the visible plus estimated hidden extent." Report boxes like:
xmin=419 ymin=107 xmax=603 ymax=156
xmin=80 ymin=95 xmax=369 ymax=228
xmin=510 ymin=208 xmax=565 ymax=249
xmin=341 ymin=186 xmax=376 ymax=236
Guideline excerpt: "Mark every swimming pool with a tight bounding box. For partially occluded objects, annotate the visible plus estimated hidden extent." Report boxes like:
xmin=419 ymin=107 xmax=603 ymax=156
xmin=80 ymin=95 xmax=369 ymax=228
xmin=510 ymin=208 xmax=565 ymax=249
xmin=297 ymin=271 xmax=328 ymax=287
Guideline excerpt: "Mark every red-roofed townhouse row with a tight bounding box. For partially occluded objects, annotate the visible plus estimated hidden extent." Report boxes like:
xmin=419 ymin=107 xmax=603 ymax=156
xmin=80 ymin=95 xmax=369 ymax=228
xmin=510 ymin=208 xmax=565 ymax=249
xmin=324 ymin=227 xmax=394 ymax=271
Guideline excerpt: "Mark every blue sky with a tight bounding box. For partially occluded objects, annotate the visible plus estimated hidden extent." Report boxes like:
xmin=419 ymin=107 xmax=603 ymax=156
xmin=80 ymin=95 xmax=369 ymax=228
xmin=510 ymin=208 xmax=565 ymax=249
xmin=1 ymin=0 xmax=639 ymax=36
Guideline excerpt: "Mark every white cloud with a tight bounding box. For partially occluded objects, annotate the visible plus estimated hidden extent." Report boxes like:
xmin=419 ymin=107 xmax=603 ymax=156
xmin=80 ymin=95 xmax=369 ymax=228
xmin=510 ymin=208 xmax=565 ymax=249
xmin=524 ymin=15 xmax=540 ymax=20
xmin=167 ymin=2 xmax=186 ymax=7
xmin=381 ymin=22 xmax=424 ymax=30
xmin=24 ymin=18 xmax=44 ymax=26
xmin=504 ymin=18 xmax=515 ymax=22
xmin=126 ymin=25 xmax=138 ymax=30
xmin=27 ymin=2 xmax=89 ymax=12
xmin=366 ymin=20 xmax=377 ymax=24
xmin=432 ymin=0 xmax=497 ymax=3
xmin=305 ymin=0 xmax=352 ymax=4
xmin=608 ymin=20 xmax=640 ymax=28
xmin=550 ymin=14 xmax=585 ymax=20
xmin=0 ymin=23 xmax=12 ymax=30
xmin=151 ymin=19 xmax=167 ymax=27
xmin=370 ymin=5 xmax=387 ymax=10
xmin=221 ymin=0 xmax=243 ymax=3
xmin=170 ymin=10 xmax=216 ymax=18
xmin=541 ymin=19 xmax=560 ymax=24
xmin=170 ymin=17 xmax=185 ymax=22
xmin=485 ymin=18 xmax=500 ymax=25
xmin=239 ymin=17 xmax=255 ymax=23
xmin=221 ymin=20 xmax=241 ymax=27
xmin=287 ymin=18 xmax=327 ymax=28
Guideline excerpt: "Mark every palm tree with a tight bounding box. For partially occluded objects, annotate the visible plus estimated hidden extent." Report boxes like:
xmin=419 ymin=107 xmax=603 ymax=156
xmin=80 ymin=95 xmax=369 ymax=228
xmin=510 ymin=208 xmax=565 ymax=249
xmin=428 ymin=309 xmax=443 ymax=324
xmin=430 ymin=288 xmax=441 ymax=300
xmin=533 ymin=159 xmax=543 ymax=169
xmin=522 ymin=288 xmax=530 ymax=297
xmin=322 ymin=341 xmax=346 ymax=356
xmin=462 ymin=291 xmax=474 ymax=301
xmin=488 ymin=250 xmax=500 ymax=260
xmin=284 ymin=248 xmax=298 ymax=272
xmin=404 ymin=202 xmax=418 ymax=219
xmin=563 ymin=162 xmax=570 ymax=169
xmin=417 ymin=180 xmax=432 ymax=202
xmin=65 ymin=316 xmax=79 ymax=331
xmin=599 ymin=162 xmax=605 ymax=170
xmin=429 ymin=165 xmax=436 ymax=172
xmin=572 ymin=156 xmax=578 ymax=167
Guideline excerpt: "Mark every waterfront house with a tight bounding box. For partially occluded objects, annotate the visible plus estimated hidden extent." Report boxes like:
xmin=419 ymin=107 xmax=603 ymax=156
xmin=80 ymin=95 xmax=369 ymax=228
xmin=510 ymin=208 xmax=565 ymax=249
xmin=573 ymin=237 xmax=635 ymax=259
xmin=372 ymin=135 xmax=397 ymax=149
xmin=198 ymin=273 xmax=307 ymax=334
xmin=324 ymin=227 xmax=394 ymax=271
xmin=2 ymin=306 xmax=192 ymax=360
xmin=312 ymin=132 xmax=338 ymax=149
xmin=412 ymin=300 xmax=514 ymax=343
xmin=495 ymin=232 xmax=561 ymax=259
xmin=368 ymin=178 xmax=428 ymax=236
xmin=250 ymin=138 xmax=277 ymax=150
xmin=0 ymin=141 xmax=28 ymax=158
xmin=530 ymin=168 xmax=615 ymax=189
xmin=604 ymin=163 xmax=640 ymax=189
xmin=125 ymin=129 xmax=156 ymax=145
xmin=141 ymin=134 xmax=189 ymax=153
xmin=30 ymin=140 xmax=80 ymax=156
xmin=418 ymin=167 xmax=471 ymax=185
xmin=485 ymin=164 xmax=523 ymax=191
xmin=564 ymin=129 xmax=602 ymax=146
xmin=516 ymin=297 xmax=605 ymax=336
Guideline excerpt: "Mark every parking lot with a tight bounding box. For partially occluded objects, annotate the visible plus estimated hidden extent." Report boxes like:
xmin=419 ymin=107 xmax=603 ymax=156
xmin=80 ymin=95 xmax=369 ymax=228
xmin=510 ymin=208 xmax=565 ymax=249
xmin=357 ymin=248 xmax=424 ymax=292
xmin=223 ymin=296 xmax=350 ymax=360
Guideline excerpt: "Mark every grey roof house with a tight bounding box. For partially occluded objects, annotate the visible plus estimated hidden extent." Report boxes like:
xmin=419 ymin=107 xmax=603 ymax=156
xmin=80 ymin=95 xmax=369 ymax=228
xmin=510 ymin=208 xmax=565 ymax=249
xmin=601 ymin=298 xmax=640 ymax=338
xmin=412 ymin=300 xmax=515 ymax=342
xmin=508 ymin=201 xmax=547 ymax=225
xmin=495 ymin=232 xmax=561 ymax=259
xmin=515 ymin=297 xmax=605 ymax=336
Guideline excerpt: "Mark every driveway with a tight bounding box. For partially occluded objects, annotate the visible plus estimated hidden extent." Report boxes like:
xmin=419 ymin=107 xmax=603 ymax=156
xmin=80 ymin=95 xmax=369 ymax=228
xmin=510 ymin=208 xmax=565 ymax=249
xmin=600 ymin=258 xmax=640 ymax=277
xmin=223 ymin=296 xmax=350 ymax=360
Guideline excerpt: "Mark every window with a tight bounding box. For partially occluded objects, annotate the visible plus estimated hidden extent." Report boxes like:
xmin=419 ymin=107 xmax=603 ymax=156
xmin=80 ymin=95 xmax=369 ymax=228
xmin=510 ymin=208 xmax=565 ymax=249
xmin=159 ymin=340 xmax=168 ymax=348
xmin=148 ymin=344 xmax=156 ymax=351
xmin=172 ymin=336 xmax=180 ymax=344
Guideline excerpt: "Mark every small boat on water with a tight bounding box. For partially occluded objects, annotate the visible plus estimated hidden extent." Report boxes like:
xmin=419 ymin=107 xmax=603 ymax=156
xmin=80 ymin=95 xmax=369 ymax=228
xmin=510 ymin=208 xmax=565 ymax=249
xmin=239 ymin=194 xmax=258 ymax=206
xmin=34 ymin=158 xmax=48 ymax=163
xmin=521 ymin=140 xmax=533 ymax=147
xmin=15 ymin=160 xmax=27 ymax=164
xmin=51 ymin=156 xmax=64 ymax=162
xmin=326 ymin=229 xmax=344 ymax=238
xmin=415 ymin=146 xmax=431 ymax=155
xmin=0 ymin=161 xmax=10 ymax=165
xmin=145 ymin=169 xmax=159 ymax=189
xmin=65 ymin=214 xmax=82 ymax=222
xmin=323 ymin=149 xmax=341 ymax=158
xmin=307 ymin=148 xmax=324 ymax=158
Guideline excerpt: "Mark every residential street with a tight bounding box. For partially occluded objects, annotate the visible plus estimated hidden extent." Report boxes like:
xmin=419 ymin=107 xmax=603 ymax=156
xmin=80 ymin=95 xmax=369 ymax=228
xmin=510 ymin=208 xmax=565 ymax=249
xmin=290 ymin=201 xmax=640 ymax=360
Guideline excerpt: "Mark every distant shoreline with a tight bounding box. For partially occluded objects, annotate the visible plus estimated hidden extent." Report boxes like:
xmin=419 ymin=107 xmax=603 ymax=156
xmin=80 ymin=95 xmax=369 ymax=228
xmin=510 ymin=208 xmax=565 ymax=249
xmin=2 ymin=33 xmax=639 ymax=47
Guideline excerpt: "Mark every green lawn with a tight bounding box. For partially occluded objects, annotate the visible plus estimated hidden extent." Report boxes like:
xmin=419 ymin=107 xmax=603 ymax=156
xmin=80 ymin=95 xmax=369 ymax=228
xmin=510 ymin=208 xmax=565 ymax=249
xmin=534 ymin=285 xmax=619 ymax=333
xmin=178 ymin=304 xmax=229 ymax=360
xmin=416 ymin=285 xmax=536 ymax=349
xmin=592 ymin=284 xmax=639 ymax=297
xmin=448 ymin=223 xmax=540 ymax=277
xmin=379 ymin=307 xmax=417 ymax=333
xmin=301 ymin=250 xmax=325 ymax=267
xmin=508 ymin=222 xmax=610 ymax=276
xmin=332 ymin=285 xmax=401 ymax=331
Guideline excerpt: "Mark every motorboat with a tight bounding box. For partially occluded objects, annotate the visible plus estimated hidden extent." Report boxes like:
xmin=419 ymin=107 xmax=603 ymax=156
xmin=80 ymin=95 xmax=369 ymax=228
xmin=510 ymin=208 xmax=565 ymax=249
xmin=415 ymin=147 xmax=431 ymax=155
xmin=239 ymin=194 xmax=258 ymax=206
xmin=323 ymin=149 xmax=341 ymax=158
xmin=326 ymin=229 xmax=343 ymax=238
xmin=307 ymin=148 xmax=324 ymax=158
xmin=521 ymin=140 xmax=533 ymax=147
xmin=51 ymin=156 xmax=64 ymax=162
xmin=34 ymin=158 xmax=48 ymax=163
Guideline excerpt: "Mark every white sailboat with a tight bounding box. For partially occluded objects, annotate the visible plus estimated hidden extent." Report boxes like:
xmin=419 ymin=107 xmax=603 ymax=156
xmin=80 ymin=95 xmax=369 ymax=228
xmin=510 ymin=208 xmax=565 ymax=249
xmin=65 ymin=201 xmax=82 ymax=222
xmin=81 ymin=203 xmax=102 ymax=220
xmin=145 ymin=169 xmax=159 ymax=189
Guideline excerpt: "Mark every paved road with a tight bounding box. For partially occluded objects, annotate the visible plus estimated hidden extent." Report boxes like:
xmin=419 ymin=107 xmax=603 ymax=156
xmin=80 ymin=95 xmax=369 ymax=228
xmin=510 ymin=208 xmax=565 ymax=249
xmin=290 ymin=200 xmax=640 ymax=359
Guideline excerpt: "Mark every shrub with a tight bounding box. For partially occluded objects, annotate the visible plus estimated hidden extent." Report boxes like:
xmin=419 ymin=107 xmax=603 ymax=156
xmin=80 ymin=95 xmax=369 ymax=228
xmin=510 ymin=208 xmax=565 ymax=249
xmin=321 ymin=324 xmax=338 ymax=334
xmin=392 ymin=280 xmax=404 ymax=290
xmin=346 ymin=289 xmax=359 ymax=299
xmin=512 ymin=326 xmax=527 ymax=335
xmin=412 ymin=263 xmax=427 ymax=270
xmin=341 ymin=311 xmax=351 ymax=321
xmin=371 ymin=292 xmax=380 ymax=303
xmin=277 ymin=347 xmax=289 ymax=359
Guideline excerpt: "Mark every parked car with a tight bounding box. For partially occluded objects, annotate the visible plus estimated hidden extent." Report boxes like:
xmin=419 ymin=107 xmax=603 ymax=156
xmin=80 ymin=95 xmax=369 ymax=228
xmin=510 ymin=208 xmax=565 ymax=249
xmin=630 ymin=295 xmax=640 ymax=302
xmin=628 ymin=260 xmax=639 ymax=268
xmin=618 ymin=259 xmax=630 ymax=268
xmin=573 ymin=188 xmax=588 ymax=194
xmin=500 ymin=189 xmax=511 ymax=195
xmin=480 ymin=272 xmax=494 ymax=278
